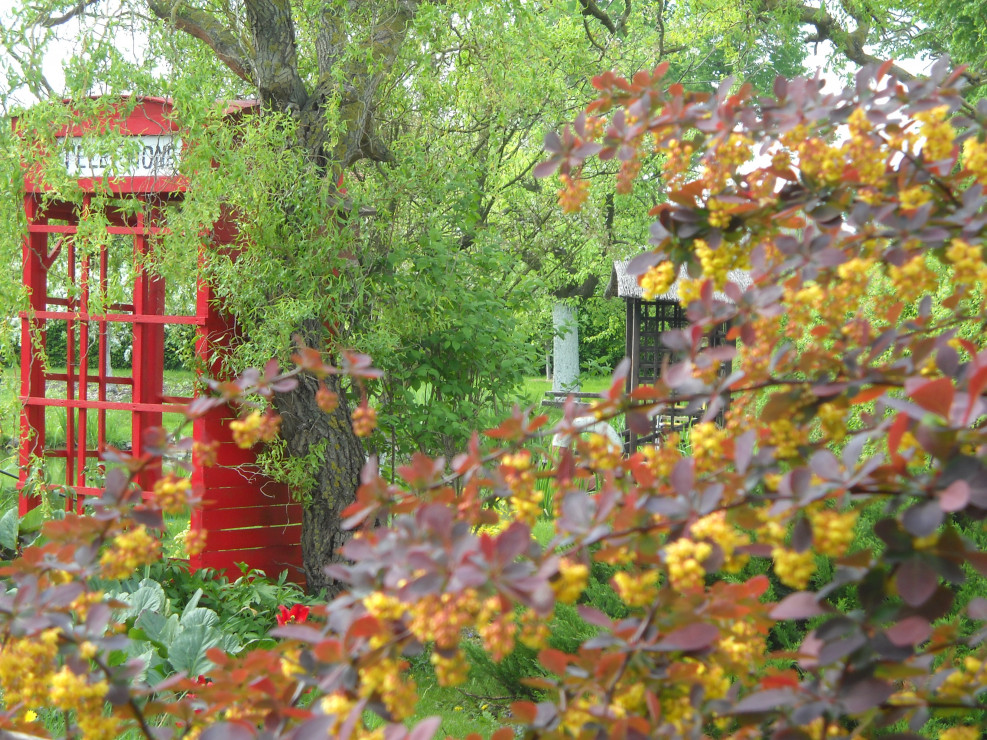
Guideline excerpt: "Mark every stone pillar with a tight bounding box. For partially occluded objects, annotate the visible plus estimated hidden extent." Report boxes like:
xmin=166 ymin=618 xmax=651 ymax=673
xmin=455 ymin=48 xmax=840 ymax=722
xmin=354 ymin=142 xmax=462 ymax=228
xmin=552 ymin=302 xmax=579 ymax=393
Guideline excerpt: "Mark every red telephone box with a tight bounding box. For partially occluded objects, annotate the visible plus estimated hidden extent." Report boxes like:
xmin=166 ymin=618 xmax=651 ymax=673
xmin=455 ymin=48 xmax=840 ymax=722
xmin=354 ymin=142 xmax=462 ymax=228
xmin=17 ymin=97 xmax=303 ymax=581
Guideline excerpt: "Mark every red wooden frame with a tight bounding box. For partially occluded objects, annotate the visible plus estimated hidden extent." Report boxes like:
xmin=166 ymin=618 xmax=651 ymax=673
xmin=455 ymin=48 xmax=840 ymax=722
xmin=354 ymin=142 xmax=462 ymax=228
xmin=17 ymin=97 xmax=303 ymax=583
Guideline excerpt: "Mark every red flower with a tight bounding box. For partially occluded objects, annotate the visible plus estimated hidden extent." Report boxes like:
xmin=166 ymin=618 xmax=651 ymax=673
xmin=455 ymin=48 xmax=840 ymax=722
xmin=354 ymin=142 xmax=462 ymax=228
xmin=277 ymin=604 xmax=310 ymax=626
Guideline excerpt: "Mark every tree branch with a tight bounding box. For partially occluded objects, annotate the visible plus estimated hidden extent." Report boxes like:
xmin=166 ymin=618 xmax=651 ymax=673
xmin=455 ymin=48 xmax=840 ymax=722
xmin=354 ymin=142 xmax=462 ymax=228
xmin=39 ymin=0 xmax=101 ymax=27
xmin=321 ymin=0 xmax=421 ymax=168
xmin=578 ymin=0 xmax=616 ymax=35
xmin=146 ymin=0 xmax=252 ymax=84
xmin=243 ymin=0 xmax=308 ymax=109
xmin=762 ymin=0 xmax=915 ymax=81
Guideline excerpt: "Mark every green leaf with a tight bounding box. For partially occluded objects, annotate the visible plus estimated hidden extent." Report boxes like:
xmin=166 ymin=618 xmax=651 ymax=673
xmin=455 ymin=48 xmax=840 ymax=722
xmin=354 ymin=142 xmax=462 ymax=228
xmin=168 ymin=626 xmax=222 ymax=677
xmin=18 ymin=506 xmax=45 ymax=534
xmin=181 ymin=588 xmax=204 ymax=618
xmin=135 ymin=610 xmax=180 ymax=647
xmin=0 ymin=508 xmax=18 ymax=550
xmin=180 ymin=607 xmax=220 ymax=631
xmin=120 ymin=579 xmax=166 ymax=621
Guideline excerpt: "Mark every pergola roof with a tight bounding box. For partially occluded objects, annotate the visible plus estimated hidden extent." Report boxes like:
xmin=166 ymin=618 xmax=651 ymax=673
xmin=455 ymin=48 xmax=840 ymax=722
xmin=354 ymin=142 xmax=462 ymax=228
xmin=605 ymin=258 xmax=752 ymax=301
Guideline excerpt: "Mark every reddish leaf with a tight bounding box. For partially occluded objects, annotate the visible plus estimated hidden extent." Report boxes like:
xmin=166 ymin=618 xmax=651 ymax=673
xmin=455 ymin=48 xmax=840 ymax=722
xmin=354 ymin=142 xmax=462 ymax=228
xmin=905 ymin=377 xmax=954 ymax=418
xmin=967 ymin=597 xmax=987 ymax=620
xmin=347 ymin=614 xmax=382 ymax=640
xmin=896 ymin=559 xmax=938 ymax=607
xmin=902 ymin=500 xmax=943 ymax=537
xmin=407 ymin=717 xmax=441 ymax=740
xmin=885 ymin=616 xmax=932 ymax=647
xmin=850 ymin=385 xmax=889 ymax=405
xmin=771 ymin=592 xmax=827 ymax=620
xmin=655 ymin=623 xmax=718 ymax=651
xmin=937 ymin=480 xmax=970 ymax=512
xmin=491 ymin=730 xmax=514 ymax=740
xmin=730 ymin=689 xmax=796 ymax=714
xmin=841 ymin=677 xmax=894 ymax=714
xmin=511 ymin=701 xmax=537 ymax=724
xmin=538 ymin=648 xmax=570 ymax=676
xmin=760 ymin=670 xmax=800 ymax=690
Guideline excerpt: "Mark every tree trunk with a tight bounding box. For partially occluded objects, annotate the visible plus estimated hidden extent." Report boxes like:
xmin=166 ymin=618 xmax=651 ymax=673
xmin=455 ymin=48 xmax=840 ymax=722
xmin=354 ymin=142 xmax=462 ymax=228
xmin=552 ymin=302 xmax=580 ymax=393
xmin=274 ymin=370 xmax=365 ymax=596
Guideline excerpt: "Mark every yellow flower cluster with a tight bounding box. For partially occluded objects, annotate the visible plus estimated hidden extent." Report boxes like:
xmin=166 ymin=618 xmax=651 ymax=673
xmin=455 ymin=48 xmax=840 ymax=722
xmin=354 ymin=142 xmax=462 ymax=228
xmin=843 ymin=108 xmax=886 ymax=189
xmin=279 ymin=648 xmax=305 ymax=679
xmin=358 ymin=657 xmax=417 ymax=718
xmin=717 ymin=620 xmax=764 ymax=672
xmin=69 ymin=591 xmax=104 ymax=621
xmin=152 ymin=475 xmax=191 ymax=514
xmin=558 ymin=694 xmax=595 ymax=736
xmin=553 ymin=558 xmax=589 ymax=603
xmin=502 ymin=450 xmax=541 ymax=525
xmin=771 ymin=546 xmax=816 ymax=589
xmin=230 ymin=410 xmax=281 ymax=448
xmin=703 ymin=133 xmax=753 ymax=193
xmin=100 ymin=524 xmax=161 ymax=580
xmin=660 ymin=660 xmax=730 ymax=732
xmin=558 ymin=174 xmax=589 ymax=213
xmin=0 ymin=629 xmax=60 ymax=709
xmin=963 ymin=137 xmax=987 ymax=185
xmin=836 ymin=256 xmax=873 ymax=286
xmin=640 ymin=260 xmax=675 ymax=300
xmin=946 ymin=238 xmax=987 ymax=290
xmin=706 ymin=199 xmax=732 ymax=229
xmin=794 ymin=282 xmax=824 ymax=311
xmin=665 ymin=537 xmax=712 ymax=592
xmin=913 ymin=105 xmax=956 ymax=162
xmin=409 ymin=590 xmax=479 ymax=649
xmin=50 ymin=666 xmax=117 ymax=737
xmin=640 ymin=440 xmax=680 ymax=481
xmin=517 ymin=608 xmax=550 ymax=650
xmin=479 ymin=613 xmax=515 ymax=661
xmin=583 ymin=432 xmax=620 ymax=471
xmin=808 ymin=507 xmax=859 ymax=558
xmin=689 ymin=422 xmax=728 ymax=473
xmin=940 ymin=656 xmax=985 ymax=700
xmin=613 ymin=569 xmax=660 ymax=608
xmin=767 ymin=418 xmax=807 ymax=459
xmin=363 ymin=592 xmax=406 ymax=621
xmin=696 ymin=238 xmax=749 ymax=289
xmin=430 ymin=651 xmax=470 ymax=686
xmin=940 ymin=727 xmax=980 ymax=740
xmin=888 ymin=254 xmax=938 ymax=304
xmin=183 ymin=528 xmax=208 ymax=557
xmin=691 ymin=511 xmax=750 ymax=573
xmin=660 ymin=138 xmax=696 ymax=189
xmin=193 ymin=439 xmax=220 ymax=467
xmin=677 ymin=277 xmax=703 ymax=305
xmin=316 ymin=384 xmax=339 ymax=413
xmin=320 ymin=692 xmax=357 ymax=735
xmin=816 ymin=401 xmax=847 ymax=443
xmin=351 ymin=405 xmax=377 ymax=437
xmin=898 ymin=185 xmax=932 ymax=211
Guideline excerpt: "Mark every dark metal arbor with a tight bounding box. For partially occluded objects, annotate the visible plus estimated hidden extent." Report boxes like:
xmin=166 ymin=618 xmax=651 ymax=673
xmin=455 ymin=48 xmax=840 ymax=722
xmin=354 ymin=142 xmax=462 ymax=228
xmin=606 ymin=259 xmax=744 ymax=451
xmin=16 ymin=97 xmax=304 ymax=582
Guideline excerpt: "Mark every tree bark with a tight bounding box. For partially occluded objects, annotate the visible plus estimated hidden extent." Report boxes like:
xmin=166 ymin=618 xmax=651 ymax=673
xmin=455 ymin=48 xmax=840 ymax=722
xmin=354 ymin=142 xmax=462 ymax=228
xmin=273 ymin=370 xmax=364 ymax=595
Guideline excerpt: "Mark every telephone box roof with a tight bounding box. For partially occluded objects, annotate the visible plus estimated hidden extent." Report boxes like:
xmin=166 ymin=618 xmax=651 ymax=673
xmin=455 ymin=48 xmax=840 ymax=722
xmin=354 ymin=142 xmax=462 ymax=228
xmin=17 ymin=96 xmax=259 ymax=194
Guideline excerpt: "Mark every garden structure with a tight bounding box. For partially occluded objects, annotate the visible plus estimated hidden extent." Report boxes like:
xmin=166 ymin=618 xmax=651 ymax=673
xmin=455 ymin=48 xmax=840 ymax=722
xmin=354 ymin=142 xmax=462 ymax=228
xmin=16 ymin=97 xmax=304 ymax=582
xmin=606 ymin=259 xmax=745 ymax=451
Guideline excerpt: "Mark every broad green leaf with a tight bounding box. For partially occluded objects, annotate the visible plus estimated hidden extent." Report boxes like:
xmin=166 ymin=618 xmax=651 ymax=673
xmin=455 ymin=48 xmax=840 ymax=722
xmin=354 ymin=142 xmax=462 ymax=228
xmin=0 ymin=508 xmax=18 ymax=550
xmin=168 ymin=627 xmax=222 ymax=678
